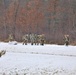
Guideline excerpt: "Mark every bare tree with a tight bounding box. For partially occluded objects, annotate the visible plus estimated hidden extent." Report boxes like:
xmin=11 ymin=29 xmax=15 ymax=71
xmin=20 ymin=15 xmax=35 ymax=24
xmin=13 ymin=0 xmax=20 ymax=39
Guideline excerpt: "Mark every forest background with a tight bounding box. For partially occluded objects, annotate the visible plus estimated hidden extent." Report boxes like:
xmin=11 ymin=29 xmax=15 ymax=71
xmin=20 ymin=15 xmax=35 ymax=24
xmin=0 ymin=0 xmax=76 ymax=45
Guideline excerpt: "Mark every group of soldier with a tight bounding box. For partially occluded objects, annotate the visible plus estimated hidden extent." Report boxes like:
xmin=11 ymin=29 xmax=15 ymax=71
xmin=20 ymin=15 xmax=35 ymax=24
xmin=8 ymin=34 xmax=70 ymax=46
xmin=8 ymin=34 xmax=45 ymax=46
xmin=0 ymin=34 xmax=70 ymax=58
xmin=22 ymin=34 xmax=70 ymax=46
xmin=22 ymin=34 xmax=45 ymax=45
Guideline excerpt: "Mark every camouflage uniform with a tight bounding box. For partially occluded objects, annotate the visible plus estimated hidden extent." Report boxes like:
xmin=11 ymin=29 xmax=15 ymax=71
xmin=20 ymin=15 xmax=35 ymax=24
xmin=36 ymin=35 xmax=40 ymax=45
xmin=40 ymin=34 xmax=45 ymax=45
xmin=34 ymin=34 xmax=39 ymax=45
xmin=30 ymin=34 xmax=35 ymax=45
xmin=22 ymin=34 xmax=28 ymax=45
xmin=0 ymin=50 xmax=6 ymax=57
xmin=8 ymin=34 xmax=14 ymax=42
xmin=64 ymin=35 xmax=69 ymax=46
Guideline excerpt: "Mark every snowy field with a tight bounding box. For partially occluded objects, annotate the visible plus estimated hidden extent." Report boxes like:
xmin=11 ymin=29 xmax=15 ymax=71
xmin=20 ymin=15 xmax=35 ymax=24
xmin=0 ymin=42 xmax=76 ymax=75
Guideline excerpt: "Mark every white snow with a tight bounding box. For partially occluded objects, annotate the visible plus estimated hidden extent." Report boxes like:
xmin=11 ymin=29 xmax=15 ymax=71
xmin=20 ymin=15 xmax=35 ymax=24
xmin=0 ymin=42 xmax=76 ymax=75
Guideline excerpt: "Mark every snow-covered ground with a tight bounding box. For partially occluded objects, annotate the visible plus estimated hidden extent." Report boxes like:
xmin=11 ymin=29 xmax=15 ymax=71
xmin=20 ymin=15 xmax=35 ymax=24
xmin=0 ymin=42 xmax=76 ymax=75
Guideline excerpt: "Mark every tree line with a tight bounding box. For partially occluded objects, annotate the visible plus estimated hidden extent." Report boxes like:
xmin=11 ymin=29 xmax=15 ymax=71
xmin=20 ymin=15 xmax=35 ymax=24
xmin=0 ymin=0 xmax=76 ymax=45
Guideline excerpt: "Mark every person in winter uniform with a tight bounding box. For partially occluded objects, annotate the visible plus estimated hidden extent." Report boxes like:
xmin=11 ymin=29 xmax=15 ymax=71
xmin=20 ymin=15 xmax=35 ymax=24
xmin=0 ymin=50 xmax=6 ymax=57
xmin=30 ymin=34 xmax=35 ymax=45
xmin=22 ymin=34 xmax=28 ymax=45
xmin=64 ymin=35 xmax=69 ymax=46
xmin=34 ymin=34 xmax=39 ymax=45
xmin=8 ymin=34 xmax=14 ymax=42
xmin=40 ymin=34 xmax=45 ymax=45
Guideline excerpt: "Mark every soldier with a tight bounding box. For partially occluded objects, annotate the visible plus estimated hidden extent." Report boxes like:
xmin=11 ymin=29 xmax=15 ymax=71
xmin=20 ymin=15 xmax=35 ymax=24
xmin=30 ymin=34 xmax=35 ymax=45
xmin=0 ymin=50 xmax=6 ymax=57
xmin=34 ymin=34 xmax=38 ymax=45
xmin=40 ymin=34 xmax=45 ymax=45
xmin=36 ymin=35 xmax=40 ymax=45
xmin=8 ymin=34 xmax=14 ymax=42
xmin=64 ymin=35 xmax=69 ymax=46
xmin=22 ymin=34 xmax=28 ymax=45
